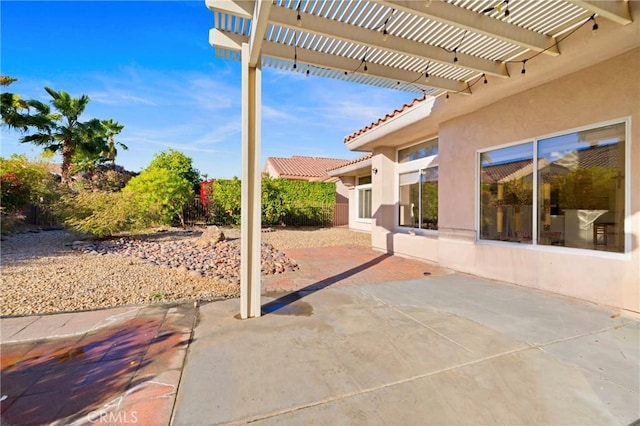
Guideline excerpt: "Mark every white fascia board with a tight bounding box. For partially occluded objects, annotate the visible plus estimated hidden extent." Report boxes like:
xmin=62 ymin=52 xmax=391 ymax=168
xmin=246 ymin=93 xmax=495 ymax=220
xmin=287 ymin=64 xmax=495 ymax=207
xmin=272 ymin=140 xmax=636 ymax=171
xmin=209 ymin=29 xmax=244 ymax=51
xmin=206 ymin=0 xmax=253 ymax=18
xmin=346 ymin=97 xmax=437 ymax=151
xmin=328 ymin=158 xmax=372 ymax=177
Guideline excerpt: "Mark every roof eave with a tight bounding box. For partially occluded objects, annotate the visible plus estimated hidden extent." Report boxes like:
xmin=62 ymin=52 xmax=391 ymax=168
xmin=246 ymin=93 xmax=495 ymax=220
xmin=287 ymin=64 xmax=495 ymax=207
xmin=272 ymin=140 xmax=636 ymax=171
xmin=345 ymin=97 xmax=437 ymax=152
xmin=328 ymin=158 xmax=373 ymax=178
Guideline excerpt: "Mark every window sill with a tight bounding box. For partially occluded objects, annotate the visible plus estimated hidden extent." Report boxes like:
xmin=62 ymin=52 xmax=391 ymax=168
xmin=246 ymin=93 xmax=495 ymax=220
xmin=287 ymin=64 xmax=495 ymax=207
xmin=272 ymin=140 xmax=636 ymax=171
xmin=476 ymin=239 xmax=630 ymax=259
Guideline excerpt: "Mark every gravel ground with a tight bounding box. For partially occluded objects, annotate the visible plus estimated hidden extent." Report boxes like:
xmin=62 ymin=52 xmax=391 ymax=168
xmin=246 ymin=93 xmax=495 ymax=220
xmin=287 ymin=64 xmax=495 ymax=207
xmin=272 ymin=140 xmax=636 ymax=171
xmin=0 ymin=226 xmax=369 ymax=316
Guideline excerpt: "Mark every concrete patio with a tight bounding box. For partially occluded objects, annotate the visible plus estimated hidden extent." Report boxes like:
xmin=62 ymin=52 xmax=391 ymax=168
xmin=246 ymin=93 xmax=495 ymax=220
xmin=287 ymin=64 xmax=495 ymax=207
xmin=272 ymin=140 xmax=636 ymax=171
xmin=173 ymin=273 xmax=639 ymax=425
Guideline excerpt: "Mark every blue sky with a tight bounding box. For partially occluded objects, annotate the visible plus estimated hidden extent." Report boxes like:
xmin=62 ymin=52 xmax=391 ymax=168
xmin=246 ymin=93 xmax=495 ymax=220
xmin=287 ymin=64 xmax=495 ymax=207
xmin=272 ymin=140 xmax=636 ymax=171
xmin=1 ymin=1 xmax=419 ymax=178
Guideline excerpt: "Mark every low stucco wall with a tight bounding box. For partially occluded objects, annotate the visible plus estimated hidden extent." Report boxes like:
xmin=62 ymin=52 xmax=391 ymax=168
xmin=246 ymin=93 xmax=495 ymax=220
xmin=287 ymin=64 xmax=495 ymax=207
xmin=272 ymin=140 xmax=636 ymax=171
xmin=436 ymin=48 xmax=639 ymax=313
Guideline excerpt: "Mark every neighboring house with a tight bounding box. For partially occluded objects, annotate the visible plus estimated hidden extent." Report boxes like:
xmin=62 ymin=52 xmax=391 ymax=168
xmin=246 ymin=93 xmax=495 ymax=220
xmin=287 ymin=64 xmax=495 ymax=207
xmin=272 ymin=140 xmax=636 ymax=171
xmin=263 ymin=155 xmax=352 ymax=203
xmin=263 ymin=155 xmax=357 ymax=225
xmin=329 ymin=47 xmax=639 ymax=314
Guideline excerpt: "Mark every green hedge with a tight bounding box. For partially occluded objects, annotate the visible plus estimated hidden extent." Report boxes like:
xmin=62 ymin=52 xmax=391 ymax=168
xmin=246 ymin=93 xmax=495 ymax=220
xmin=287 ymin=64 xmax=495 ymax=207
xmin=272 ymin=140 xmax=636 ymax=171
xmin=205 ymin=177 xmax=335 ymax=226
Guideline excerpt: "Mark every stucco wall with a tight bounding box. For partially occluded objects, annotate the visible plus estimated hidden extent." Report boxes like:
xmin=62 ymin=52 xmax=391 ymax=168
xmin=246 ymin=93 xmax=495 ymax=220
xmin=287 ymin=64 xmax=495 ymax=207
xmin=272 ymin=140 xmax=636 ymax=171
xmin=437 ymin=47 xmax=639 ymax=313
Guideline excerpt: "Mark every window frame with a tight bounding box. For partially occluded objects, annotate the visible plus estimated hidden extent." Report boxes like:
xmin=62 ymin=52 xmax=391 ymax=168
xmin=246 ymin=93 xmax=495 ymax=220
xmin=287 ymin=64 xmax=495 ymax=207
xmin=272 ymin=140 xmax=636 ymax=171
xmin=396 ymin=138 xmax=439 ymax=234
xmin=475 ymin=117 xmax=631 ymax=257
xmin=355 ymin=175 xmax=372 ymax=223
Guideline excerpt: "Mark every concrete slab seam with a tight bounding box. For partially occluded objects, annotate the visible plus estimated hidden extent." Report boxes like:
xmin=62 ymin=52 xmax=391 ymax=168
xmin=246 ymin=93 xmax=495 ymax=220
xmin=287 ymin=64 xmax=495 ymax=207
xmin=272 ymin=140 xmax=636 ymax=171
xmin=222 ymin=345 xmax=545 ymax=425
xmin=357 ymin=288 xmax=477 ymax=355
xmin=169 ymin=303 xmax=199 ymax=426
xmin=1 ymin=316 xmax=41 ymax=342
xmin=533 ymin=320 xmax=636 ymax=349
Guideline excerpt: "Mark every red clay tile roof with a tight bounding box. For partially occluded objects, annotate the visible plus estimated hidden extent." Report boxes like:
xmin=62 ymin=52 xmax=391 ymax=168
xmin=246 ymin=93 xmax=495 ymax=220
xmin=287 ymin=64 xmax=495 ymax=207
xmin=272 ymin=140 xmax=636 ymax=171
xmin=265 ymin=155 xmax=351 ymax=181
xmin=327 ymin=153 xmax=372 ymax=172
xmin=344 ymin=96 xmax=428 ymax=143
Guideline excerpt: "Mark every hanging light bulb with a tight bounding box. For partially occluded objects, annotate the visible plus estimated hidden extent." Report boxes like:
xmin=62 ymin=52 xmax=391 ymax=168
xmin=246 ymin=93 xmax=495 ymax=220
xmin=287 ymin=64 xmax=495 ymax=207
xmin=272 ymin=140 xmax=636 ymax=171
xmin=363 ymin=62 xmax=368 ymax=73
xmin=453 ymin=49 xmax=458 ymax=63
xmin=591 ymin=15 xmax=599 ymax=35
xmin=382 ymin=28 xmax=388 ymax=42
xmin=483 ymin=74 xmax=488 ymax=84
xmin=445 ymin=92 xmax=450 ymax=102
xmin=306 ymin=69 xmax=310 ymax=77
xmin=521 ymin=59 xmax=527 ymax=76
xmin=296 ymin=5 xmax=302 ymax=27
xmin=425 ymin=71 xmax=430 ymax=83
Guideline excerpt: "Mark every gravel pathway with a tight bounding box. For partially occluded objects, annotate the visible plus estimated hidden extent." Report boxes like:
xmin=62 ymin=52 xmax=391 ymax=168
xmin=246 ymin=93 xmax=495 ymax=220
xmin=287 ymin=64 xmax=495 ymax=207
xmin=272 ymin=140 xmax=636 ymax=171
xmin=1 ymin=227 xmax=369 ymax=316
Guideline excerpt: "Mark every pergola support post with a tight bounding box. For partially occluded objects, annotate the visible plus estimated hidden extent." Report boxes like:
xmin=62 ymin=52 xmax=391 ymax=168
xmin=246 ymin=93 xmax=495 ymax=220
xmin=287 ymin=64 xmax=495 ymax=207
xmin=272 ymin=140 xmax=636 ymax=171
xmin=240 ymin=42 xmax=262 ymax=319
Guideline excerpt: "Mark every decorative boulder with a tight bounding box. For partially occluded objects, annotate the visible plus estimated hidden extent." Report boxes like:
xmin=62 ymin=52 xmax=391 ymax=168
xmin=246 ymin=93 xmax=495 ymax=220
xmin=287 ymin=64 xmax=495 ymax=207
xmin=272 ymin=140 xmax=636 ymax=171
xmin=197 ymin=226 xmax=225 ymax=245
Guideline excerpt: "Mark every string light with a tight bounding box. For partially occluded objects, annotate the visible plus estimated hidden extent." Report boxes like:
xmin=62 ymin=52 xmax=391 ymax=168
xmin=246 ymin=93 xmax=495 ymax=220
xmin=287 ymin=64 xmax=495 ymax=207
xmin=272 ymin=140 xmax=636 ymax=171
xmin=445 ymin=92 xmax=450 ymax=101
xmin=483 ymin=74 xmax=488 ymax=84
xmin=424 ymin=62 xmax=430 ymax=83
xmin=296 ymin=4 xmax=302 ymax=27
xmin=453 ymin=48 xmax=458 ymax=63
xmin=505 ymin=13 xmax=600 ymax=80
xmin=293 ymin=30 xmax=298 ymax=70
xmin=379 ymin=10 xmax=395 ymax=42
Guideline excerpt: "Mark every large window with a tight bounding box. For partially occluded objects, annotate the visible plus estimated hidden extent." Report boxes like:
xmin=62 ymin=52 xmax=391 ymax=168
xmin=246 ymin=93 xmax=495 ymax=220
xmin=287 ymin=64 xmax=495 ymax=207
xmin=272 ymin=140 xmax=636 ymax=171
xmin=479 ymin=143 xmax=534 ymax=243
xmin=398 ymin=139 xmax=438 ymax=230
xmin=356 ymin=175 xmax=372 ymax=220
xmin=479 ymin=121 xmax=626 ymax=253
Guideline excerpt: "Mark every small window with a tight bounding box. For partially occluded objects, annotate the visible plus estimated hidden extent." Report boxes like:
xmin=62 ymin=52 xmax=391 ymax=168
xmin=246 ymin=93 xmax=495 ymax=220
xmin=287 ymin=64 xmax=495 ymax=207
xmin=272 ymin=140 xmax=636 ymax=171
xmin=399 ymin=167 xmax=438 ymax=230
xmin=356 ymin=175 xmax=372 ymax=220
xmin=398 ymin=139 xmax=438 ymax=164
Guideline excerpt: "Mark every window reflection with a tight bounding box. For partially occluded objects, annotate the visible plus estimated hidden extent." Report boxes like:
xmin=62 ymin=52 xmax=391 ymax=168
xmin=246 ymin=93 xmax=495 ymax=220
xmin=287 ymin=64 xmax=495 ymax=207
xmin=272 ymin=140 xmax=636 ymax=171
xmin=479 ymin=143 xmax=534 ymax=243
xmin=538 ymin=123 xmax=625 ymax=252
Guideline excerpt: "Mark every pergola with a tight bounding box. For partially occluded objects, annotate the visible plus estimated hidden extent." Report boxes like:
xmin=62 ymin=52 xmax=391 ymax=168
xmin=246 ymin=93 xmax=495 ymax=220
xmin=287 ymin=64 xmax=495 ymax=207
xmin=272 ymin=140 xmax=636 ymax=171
xmin=205 ymin=0 xmax=633 ymax=318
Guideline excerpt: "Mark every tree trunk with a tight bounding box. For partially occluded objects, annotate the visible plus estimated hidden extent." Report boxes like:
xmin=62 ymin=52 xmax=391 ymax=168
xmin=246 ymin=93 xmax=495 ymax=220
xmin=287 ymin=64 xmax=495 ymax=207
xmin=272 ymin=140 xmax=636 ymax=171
xmin=61 ymin=141 xmax=74 ymax=184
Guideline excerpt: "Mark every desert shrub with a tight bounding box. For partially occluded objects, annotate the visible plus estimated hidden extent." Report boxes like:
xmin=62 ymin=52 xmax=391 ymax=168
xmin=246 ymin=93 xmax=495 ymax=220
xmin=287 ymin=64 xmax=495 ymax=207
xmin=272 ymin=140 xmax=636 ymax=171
xmin=73 ymin=165 xmax=136 ymax=192
xmin=61 ymin=191 xmax=162 ymax=237
xmin=123 ymin=168 xmax=193 ymax=226
xmin=0 ymin=155 xmax=62 ymax=208
xmin=0 ymin=155 xmax=65 ymax=232
xmin=1 ymin=173 xmax=28 ymax=212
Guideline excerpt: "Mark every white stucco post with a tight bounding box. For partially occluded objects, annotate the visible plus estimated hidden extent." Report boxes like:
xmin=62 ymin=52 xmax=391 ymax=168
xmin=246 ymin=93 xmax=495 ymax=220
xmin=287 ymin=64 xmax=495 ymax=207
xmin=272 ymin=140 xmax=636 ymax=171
xmin=240 ymin=42 xmax=262 ymax=318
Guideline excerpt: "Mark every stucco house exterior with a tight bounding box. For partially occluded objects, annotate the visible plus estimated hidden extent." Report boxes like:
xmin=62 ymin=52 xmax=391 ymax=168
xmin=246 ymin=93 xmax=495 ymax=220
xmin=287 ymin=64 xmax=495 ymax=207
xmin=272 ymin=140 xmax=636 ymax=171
xmin=329 ymin=47 xmax=639 ymax=315
xmin=207 ymin=0 xmax=638 ymax=318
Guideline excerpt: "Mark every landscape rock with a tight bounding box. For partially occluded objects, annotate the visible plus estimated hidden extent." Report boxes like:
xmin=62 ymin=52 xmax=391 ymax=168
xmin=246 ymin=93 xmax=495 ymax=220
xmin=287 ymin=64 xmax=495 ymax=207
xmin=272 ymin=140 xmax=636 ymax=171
xmin=196 ymin=226 xmax=225 ymax=245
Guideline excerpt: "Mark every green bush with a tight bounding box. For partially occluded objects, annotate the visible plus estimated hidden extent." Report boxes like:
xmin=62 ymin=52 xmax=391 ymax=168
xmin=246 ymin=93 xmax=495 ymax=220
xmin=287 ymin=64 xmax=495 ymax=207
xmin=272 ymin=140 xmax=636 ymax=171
xmin=147 ymin=149 xmax=200 ymax=194
xmin=0 ymin=155 xmax=62 ymax=209
xmin=210 ymin=177 xmax=242 ymax=225
xmin=123 ymin=168 xmax=193 ymax=226
xmin=0 ymin=155 xmax=65 ymax=232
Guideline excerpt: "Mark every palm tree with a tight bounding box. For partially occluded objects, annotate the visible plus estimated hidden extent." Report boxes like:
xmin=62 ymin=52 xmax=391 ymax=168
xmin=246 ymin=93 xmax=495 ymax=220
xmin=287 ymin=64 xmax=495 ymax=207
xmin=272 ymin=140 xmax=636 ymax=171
xmin=20 ymin=87 xmax=93 ymax=184
xmin=101 ymin=119 xmax=126 ymax=169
